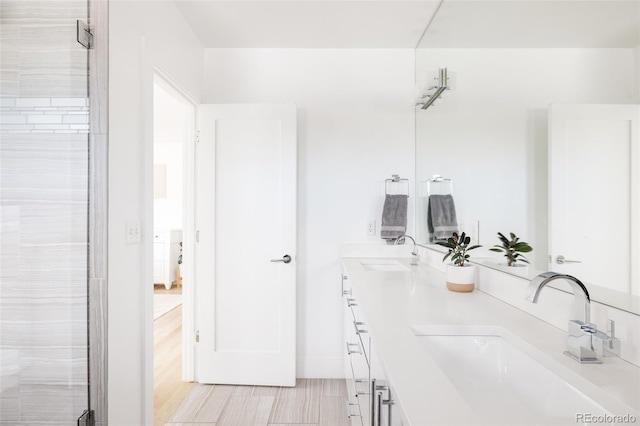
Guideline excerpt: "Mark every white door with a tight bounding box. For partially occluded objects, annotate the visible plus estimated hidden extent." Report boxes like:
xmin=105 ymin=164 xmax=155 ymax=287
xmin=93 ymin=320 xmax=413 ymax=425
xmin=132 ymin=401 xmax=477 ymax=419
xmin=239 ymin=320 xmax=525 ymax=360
xmin=195 ymin=104 xmax=297 ymax=386
xmin=549 ymin=104 xmax=639 ymax=295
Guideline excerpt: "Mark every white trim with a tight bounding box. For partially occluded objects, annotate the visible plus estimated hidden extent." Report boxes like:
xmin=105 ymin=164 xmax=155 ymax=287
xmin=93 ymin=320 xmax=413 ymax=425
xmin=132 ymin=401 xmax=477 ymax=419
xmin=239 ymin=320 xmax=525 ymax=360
xmin=298 ymin=357 xmax=345 ymax=379
xmin=141 ymin=35 xmax=154 ymax=426
xmin=153 ymin=66 xmax=200 ymax=106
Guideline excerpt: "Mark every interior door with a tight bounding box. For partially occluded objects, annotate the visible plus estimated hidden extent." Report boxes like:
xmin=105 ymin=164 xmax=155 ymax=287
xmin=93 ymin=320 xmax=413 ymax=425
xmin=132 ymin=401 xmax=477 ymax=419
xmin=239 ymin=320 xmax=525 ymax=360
xmin=195 ymin=104 xmax=297 ymax=386
xmin=548 ymin=103 xmax=639 ymax=295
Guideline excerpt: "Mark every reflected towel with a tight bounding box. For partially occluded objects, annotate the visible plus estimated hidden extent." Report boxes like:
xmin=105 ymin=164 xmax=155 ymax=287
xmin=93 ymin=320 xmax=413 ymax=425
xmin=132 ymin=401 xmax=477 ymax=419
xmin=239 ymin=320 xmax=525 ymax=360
xmin=381 ymin=194 xmax=408 ymax=241
xmin=428 ymin=194 xmax=458 ymax=241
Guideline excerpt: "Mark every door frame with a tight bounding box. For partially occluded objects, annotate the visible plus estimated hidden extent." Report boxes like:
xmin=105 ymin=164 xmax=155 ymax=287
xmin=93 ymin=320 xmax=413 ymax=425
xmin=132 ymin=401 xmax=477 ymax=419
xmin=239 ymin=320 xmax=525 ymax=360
xmin=151 ymin=68 xmax=198 ymax=384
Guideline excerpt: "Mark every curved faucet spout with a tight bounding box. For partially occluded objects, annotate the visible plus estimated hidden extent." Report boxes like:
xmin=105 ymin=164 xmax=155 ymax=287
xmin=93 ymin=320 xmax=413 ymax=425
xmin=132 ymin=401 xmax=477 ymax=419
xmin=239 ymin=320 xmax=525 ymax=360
xmin=525 ymin=271 xmax=591 ymax=324
xmin=394 ymin=234 xmax=419 ymax=265
xmin=394 ymin=235 xmax=416 ymax=247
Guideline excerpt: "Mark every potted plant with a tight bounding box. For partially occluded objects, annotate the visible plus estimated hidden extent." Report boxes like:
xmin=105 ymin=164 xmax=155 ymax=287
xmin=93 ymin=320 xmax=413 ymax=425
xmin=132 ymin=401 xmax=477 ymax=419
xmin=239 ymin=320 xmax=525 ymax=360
xmin=489 ymin=232 xmax=532 ymax=267
xmin=436 ymin=232 xmax=481 ymax=292
xmin=176 ymin=241 xmax=183 ymax=287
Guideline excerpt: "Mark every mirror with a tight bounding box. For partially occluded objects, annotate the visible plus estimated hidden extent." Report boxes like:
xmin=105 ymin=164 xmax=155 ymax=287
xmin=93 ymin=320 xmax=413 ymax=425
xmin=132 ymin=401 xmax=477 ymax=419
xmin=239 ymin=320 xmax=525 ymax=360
xmin=415 ymin=0 xmax=640 ymax=314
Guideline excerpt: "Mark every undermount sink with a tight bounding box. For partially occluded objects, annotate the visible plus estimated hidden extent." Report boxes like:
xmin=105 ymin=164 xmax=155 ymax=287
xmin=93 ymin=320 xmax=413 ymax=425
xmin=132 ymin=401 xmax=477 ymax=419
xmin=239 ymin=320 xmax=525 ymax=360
xmin=411 ymin=325 xmax=637 ymax=424
xmin=360 ymin=259 xmax=410 ymax=272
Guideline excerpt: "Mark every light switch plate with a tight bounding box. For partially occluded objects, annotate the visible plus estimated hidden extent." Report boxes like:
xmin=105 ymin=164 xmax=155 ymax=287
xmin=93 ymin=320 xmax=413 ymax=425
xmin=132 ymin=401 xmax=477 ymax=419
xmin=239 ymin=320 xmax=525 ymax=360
xmin=125 ymin=220 xmax=141 ymax=244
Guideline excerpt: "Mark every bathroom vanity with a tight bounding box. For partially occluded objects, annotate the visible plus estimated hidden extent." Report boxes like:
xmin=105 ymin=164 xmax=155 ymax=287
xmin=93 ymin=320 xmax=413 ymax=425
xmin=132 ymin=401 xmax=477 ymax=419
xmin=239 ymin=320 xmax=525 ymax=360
xmin=341 ymin=247 xmax=640 ymax=425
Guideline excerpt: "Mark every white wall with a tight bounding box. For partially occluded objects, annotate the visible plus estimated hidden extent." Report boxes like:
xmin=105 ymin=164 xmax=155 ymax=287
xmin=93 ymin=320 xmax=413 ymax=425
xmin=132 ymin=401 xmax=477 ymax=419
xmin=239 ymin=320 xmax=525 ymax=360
xmin=415 ymin=48 xmax=637 ymax=270
xmin=153 ymin=143 xmax=183 ymax=230
xmin=109 ymin=1 xmax=203 ymax=424
xmin=154 ymin=83 xmax=186 ymax=231
xmin=203 ymin=49 xmax=416 ymax=377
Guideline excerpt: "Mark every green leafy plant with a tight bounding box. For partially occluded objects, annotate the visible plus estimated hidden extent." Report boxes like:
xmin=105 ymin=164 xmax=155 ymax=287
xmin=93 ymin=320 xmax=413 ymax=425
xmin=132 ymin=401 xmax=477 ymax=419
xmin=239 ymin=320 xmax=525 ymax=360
xmin=436 ymin=232 xmax=481 ymax=267
xmin=489 ymin=232 xmax=532 ymax=266
xmin=177 ymin=241 xmax=183 ymax=265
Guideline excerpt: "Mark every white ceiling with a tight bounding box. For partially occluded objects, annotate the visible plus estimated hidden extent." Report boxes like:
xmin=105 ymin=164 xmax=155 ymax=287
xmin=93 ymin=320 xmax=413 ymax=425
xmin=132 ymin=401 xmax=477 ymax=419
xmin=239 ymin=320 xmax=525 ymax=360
xmin=173 ymin=1 xmax=442 ymax=48
xmin=171 ymin=0 xmax=640 ymax=49
xmin=418 ymin=1 xmax=640 ymax=48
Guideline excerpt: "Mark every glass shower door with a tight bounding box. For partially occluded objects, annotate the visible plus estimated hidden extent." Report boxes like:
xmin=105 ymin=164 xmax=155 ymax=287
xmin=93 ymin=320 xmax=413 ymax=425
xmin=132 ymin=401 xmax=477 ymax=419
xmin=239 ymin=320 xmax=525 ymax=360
xmin=0 ymin=0 xmax=91 ymax=423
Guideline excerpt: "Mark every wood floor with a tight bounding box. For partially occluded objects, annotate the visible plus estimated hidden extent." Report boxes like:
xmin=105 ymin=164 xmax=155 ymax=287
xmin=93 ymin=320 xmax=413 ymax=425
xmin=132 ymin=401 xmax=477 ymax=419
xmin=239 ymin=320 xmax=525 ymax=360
xmin=154 ymin=286 xmax=349 ymax=426
xmin=154 ymin=287 xmax=195 ymax=426
xmin=165 ymin=379 xmax=350 ymax=426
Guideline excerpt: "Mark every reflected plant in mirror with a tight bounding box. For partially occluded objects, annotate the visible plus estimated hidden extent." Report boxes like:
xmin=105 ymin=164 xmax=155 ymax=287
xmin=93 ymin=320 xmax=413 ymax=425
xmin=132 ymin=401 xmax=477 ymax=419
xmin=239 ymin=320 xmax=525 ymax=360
xmin=414 ymin=0 xmax=640 ymax=314
xmin=490 ymin=232 xmax=532 ymax=267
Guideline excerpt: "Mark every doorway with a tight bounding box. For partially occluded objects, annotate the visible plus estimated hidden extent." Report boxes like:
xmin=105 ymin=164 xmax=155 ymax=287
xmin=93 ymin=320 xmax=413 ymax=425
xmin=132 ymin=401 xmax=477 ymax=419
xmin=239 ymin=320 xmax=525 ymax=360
xmin=152 ymin=73 xmax=196 ymax=424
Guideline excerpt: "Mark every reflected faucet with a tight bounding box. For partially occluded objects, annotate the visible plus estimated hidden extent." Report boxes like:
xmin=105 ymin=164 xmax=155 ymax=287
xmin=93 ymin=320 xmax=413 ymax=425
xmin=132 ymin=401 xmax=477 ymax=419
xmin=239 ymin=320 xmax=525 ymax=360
xmin=394 ymin=235 xmax=420 ymax=265
xmin=525 ymin=272 xmax=620 ymax=363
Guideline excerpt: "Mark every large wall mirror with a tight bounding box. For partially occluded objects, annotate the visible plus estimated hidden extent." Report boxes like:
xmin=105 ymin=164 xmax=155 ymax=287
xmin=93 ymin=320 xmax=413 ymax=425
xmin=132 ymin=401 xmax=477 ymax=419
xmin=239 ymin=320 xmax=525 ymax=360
xmin=415 ymin=0 xmax=640 ymax=314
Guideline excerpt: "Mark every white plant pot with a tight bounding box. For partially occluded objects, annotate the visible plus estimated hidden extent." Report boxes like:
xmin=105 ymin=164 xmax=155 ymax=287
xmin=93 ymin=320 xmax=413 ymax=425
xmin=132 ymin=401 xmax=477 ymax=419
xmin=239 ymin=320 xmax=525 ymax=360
xmin=445 ymin=263 xmax=477 ymax=293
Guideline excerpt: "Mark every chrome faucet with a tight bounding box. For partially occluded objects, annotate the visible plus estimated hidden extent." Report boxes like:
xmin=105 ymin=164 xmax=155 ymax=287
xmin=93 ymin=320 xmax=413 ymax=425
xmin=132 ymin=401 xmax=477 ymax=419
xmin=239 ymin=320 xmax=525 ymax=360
xmin=394 ymin=235 xmax=420 ymax=265
xmin=525 ymin=272 xmax=620 ymax=363
xmin=526 ymin=271 xmax=591 ymax=323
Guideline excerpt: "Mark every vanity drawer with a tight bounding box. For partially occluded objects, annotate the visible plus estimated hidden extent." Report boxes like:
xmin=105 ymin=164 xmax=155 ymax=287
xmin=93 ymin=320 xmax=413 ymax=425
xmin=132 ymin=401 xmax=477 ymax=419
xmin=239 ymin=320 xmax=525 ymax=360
xmin=348 ymin=351 xmax=370 ymax=398
xmin=347 ymin=301 xmax=371 ymax=365
xmin=346 ymin=401 xmax=363 ymax=426
xmin=348 ymin=351 xmax=371 ymax=426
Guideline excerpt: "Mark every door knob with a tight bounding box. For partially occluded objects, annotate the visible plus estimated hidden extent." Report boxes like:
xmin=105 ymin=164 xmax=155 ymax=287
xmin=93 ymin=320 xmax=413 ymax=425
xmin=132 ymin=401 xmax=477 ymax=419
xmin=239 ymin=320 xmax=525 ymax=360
xmin=270 ymin=254 xmax=292 ymax=264
xmin=555 ymin=255 xmax=581 ymax=265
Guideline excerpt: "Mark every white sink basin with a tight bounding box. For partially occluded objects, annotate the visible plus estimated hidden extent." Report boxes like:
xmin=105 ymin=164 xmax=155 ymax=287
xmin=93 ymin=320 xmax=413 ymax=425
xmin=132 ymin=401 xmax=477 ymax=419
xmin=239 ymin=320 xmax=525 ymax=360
xmin=411 ymin=325 xmax=637 ymax=424
xmin=360 ymin=259 xmax=410 ymax=272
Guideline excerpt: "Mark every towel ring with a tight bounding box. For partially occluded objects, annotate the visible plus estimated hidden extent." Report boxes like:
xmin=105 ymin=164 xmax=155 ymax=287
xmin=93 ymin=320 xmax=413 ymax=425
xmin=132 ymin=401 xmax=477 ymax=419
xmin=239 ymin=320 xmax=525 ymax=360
xmin=385 ymin=175 xmax=410 ymax=196
xmin=426 ymin=174 xmax=453 ymax=196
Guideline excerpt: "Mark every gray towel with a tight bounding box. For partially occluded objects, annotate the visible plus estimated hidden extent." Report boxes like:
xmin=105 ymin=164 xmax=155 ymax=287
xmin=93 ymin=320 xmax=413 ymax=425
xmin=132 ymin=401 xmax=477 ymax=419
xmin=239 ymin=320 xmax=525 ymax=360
xmin=381 ymin=194 xmax=408 ymax=241
xmin=428 ymin=194 xmax=458 ymax=242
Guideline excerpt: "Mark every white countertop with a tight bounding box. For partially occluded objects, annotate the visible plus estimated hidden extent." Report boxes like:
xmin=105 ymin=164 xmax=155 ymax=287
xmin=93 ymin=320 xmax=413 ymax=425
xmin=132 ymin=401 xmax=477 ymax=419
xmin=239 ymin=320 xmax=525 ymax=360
xmin=341 ymin=257 xmax=640 ymax=426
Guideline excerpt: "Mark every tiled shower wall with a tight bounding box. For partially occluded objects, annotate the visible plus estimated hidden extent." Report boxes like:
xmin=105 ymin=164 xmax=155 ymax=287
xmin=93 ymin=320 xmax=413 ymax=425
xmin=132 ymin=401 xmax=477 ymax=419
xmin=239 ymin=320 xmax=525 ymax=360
xmin=0 ymin=1 xmax=104 ymax=424
xmin=0 ymin=134 xmax=89 ymax=423
xmin=0 ymin=97 xmax=90 ymax=134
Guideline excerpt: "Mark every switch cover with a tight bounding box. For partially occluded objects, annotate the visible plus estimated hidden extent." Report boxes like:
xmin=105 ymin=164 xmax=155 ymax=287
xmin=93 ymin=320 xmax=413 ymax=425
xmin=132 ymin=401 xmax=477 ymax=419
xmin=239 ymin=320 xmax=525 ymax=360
xmin=125 ymin=220 xmax=142 ymax=244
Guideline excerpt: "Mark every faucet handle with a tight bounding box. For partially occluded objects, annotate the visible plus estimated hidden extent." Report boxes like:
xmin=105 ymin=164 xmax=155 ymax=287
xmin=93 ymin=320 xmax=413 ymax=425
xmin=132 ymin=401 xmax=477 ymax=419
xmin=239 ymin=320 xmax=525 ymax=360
xmin=579 ymin=323 xmax=597 ymax=333
xmin=592 ymin=319 xmax=621 ymax=358
xmin=607 ymin=319 xmax=616 ymax=339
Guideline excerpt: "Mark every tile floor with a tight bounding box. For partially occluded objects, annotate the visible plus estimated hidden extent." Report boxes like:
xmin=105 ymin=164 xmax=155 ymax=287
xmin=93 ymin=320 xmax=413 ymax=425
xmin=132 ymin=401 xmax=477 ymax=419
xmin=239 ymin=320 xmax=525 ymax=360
xmin=165 ymin=378 xmax=350 ymax=426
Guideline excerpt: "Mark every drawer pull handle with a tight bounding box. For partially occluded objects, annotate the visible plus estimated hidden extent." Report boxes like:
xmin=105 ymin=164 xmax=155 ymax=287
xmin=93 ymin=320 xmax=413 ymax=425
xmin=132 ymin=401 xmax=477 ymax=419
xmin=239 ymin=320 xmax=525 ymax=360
xmin=354 ymin=321 xmax=368 ymax=334
xmin=353 ymin=321 xmax=369 ymax=335
xmin=346 ymin=342 xmax=361 ymax=355
xmin=341 ymin=274 xmax=351 ymax=297
xmin=351 ymin=377 xmax=369 ymax=397
xmin=346 ymin=401 xmax=361 ymax=418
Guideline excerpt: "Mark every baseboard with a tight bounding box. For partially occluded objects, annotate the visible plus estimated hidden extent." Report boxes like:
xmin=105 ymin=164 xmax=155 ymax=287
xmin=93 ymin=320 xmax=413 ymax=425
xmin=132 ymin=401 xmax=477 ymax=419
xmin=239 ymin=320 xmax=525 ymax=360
xmin=297 ymin=356 xmax=345 ymax=378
